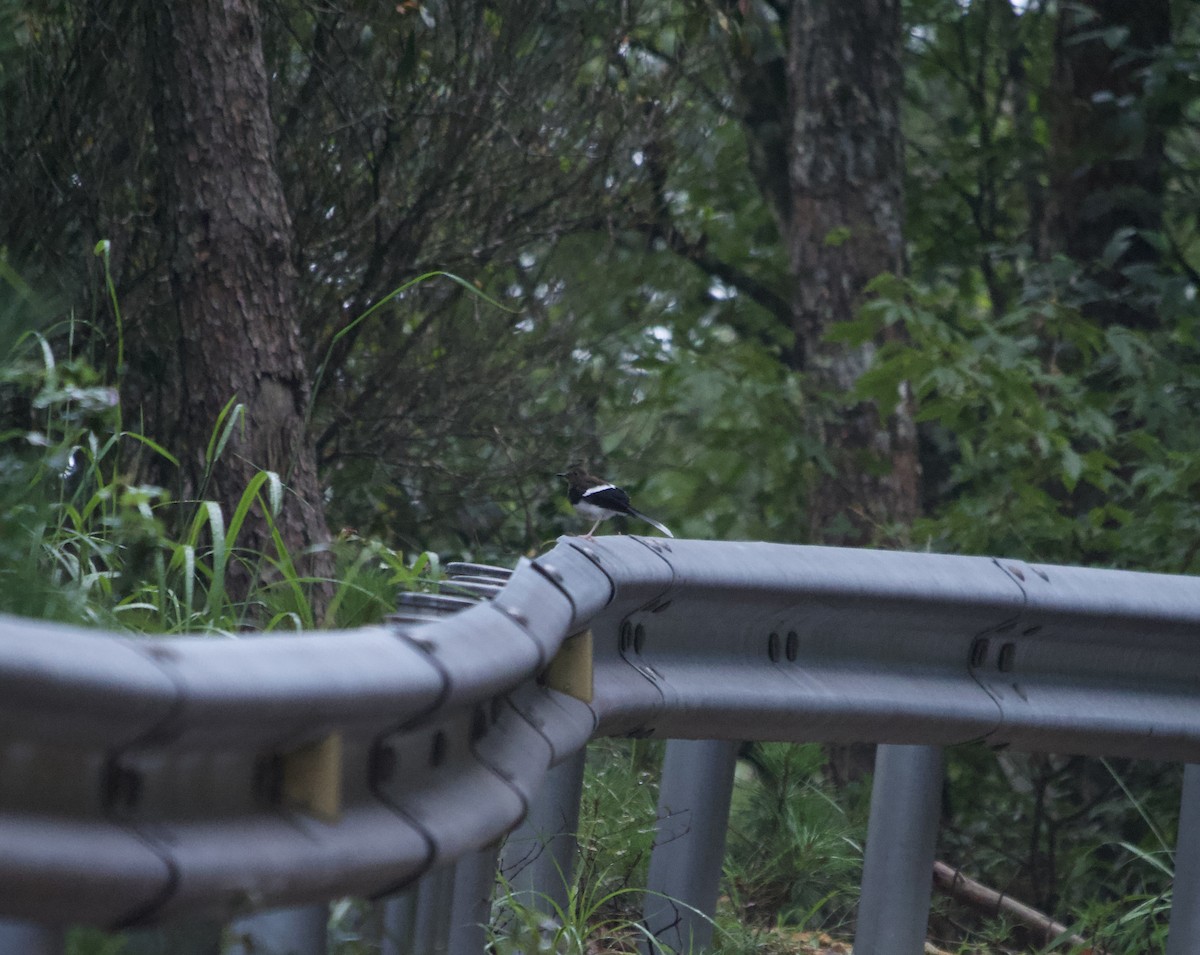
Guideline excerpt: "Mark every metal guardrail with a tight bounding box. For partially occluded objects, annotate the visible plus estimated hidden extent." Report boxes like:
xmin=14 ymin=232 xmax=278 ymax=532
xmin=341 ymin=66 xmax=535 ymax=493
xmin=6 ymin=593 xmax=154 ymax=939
xmin=3 ymin=536 xmax=1200 ymax=949
xmin=571 ymin=537 xmax=1200 ymax=758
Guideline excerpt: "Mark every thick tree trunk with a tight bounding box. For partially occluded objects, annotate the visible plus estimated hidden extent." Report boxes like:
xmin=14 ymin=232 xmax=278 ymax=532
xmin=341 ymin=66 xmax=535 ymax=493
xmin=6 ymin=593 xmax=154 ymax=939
xmin=783 ymin=0 xmax=919 ymax=544
xmin=725 ymin=0 xmax=919 ymax=546
xmin=1047 ymin=0 xmax=1171 ymax=329
xmin=146 ymin=0 xmax=331 ymax=612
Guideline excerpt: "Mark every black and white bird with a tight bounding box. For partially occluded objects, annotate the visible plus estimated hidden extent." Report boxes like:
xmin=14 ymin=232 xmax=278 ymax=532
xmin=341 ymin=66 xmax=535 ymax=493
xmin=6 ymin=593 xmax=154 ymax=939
xmin=558 ymin=464 xmax=674 ymax=539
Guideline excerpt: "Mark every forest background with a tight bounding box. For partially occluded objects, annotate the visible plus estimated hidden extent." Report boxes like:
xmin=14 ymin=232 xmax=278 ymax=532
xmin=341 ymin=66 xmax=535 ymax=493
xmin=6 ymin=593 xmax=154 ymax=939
xmin=2 ymin=0 xmax=1199 ymax=950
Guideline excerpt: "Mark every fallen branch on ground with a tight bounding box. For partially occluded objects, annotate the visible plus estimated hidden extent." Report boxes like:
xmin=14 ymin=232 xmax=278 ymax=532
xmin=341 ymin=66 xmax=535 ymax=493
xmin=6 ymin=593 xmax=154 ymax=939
xmin=932 ymin=860 xmax=1104 ymax=953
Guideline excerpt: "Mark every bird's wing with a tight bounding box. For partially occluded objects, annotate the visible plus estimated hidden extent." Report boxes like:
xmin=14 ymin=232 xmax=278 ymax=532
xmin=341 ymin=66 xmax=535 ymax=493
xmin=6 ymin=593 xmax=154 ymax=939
xmin=580 ymin=483 xmax=631 ymax=513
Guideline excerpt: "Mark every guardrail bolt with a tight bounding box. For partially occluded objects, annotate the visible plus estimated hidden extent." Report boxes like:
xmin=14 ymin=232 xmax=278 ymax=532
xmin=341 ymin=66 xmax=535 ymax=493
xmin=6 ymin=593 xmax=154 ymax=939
xmin=369 ymin=744 xmax=398 ymax=787
xmin=144 ymin=644 xmax=179 ymax=663
xmin=430 ymin=730 xmax=447 ymax=767
xmin=970 ymin=638 xmax=989 ymax=668
xmin=768 ymin=632 xmax=781 ymax=662
xmin=634 ymin=623 xmax=646 ymax=654
xmin=102 ymin=761 xmax=142 ymax=813
xmin=471 ymin=705 xmax=488 ymax=742
xmin=619 ymin=621 xmax=633 ymax=652
xmin=998 ymin=642 xmax=1017 ymax=672
xmin=253 ymin=754 xmax=284 ymax=804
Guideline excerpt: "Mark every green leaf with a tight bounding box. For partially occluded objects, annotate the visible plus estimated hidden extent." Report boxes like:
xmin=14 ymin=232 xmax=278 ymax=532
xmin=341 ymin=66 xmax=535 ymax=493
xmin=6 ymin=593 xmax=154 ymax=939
xmin=1060 ymin=445 xmax=1083 ymax=491
xmin=822 ymin=225 xmax=852 ymax=247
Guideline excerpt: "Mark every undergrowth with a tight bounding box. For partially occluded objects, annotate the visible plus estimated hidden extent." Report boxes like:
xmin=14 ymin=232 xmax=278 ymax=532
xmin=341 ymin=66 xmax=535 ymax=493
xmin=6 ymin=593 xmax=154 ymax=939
xmin=0 ymin=320 xmax=438 ymax=634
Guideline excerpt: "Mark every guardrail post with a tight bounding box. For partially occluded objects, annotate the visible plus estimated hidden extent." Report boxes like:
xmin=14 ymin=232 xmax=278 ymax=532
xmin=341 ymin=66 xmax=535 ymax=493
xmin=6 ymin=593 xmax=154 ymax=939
xmin=0 ymin=920 xmax=65 ymax=954
xmin=500 ymin=747 xmax=587 ymax=915
xmin=1166 ymin=763 xmax=1200 ymax=955
xmin=448 ymin=843 xmax=501 ymax=955
xmin=397 ymin=864 xmax=454 ymax=954
xmin=377 ymin=886 xmax=417 ymax=955
xmin=642 ymin=739 xmax=739 ymax=954
xmin=854 ymin=743 xmax=944 ymax=955
xmin=226 ymin=905 xmax=328 ymax=955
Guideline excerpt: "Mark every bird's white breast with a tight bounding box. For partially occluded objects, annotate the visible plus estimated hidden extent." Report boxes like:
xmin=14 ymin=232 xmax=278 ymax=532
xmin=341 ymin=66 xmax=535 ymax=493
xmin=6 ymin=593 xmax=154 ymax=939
xmin=574 ymin=499 xmax=615 ymax=521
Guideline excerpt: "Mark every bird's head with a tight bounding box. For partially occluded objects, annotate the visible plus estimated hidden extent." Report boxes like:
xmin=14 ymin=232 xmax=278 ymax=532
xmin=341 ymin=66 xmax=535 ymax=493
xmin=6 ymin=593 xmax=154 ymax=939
xmin=557 ymin=463 xmax=588 ymax=483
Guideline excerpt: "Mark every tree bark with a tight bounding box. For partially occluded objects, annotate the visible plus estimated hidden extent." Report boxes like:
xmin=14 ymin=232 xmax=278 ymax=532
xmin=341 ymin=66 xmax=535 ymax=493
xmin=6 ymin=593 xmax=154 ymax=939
xmin=783 ymin=0 xmax=919 ymax=544
xmin=1047 ymin=0 xmax=1171 ymax=329
xmin=145 ymin=0 xmax=331 ymax=612
xmin=724 ymin=0 xmax=919 ymax=545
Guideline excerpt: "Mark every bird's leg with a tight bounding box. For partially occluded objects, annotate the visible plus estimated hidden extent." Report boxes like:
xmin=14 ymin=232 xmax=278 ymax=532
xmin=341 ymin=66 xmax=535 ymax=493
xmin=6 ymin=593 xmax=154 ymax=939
xmin=581 ymin=517 xmax=603 ymax=540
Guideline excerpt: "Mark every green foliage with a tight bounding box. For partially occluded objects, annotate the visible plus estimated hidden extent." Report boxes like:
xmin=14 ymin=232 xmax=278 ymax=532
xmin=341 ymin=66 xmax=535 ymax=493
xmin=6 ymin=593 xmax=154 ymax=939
xmin=487 ymin=742 xmax=868 ymax=953
xmin=490 ymin=880 xmax=664 ymax=955
xmin=1 ymin=328 xmax=133 ymax=623
xmin=327 ymin=897 xmax=377 ymax=955
xmin=934 ymin=747 xmax=1180 ymax=951
xmin=723 ymin=744 xmax=867 ymax=933
xmin=489 ymin=739 xmax=664 ymax=954
xmin=576 ymin=739 xmax=663 ymax=899
xmin=500 ymin=224 xmax=804 ymax=546
xmin=836 ymin=266 xmax=1200 ymax=571
xmin=66 ymin=928 xmax=127 ymax=955
xmin=604 ymin=339 xmax=815 ymax=543
xmin=903 ymin=0 xmax=1055 ymax=304
xmin=0 ymin=303 xmax=438 ymax=632
xmin=1059 ymin=760 xmax=1177 ymax=952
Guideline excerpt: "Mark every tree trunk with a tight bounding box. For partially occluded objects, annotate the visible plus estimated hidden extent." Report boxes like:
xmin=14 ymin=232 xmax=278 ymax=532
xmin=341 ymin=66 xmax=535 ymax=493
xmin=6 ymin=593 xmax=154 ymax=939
xmin=725 ymin=0 xmax=919 ymax=545
xmin=1047 ymin=0 xmax=1171 ymax=329
xmin=145 ymin=0 xmax=331 ymax=614
xmin=783 ymin=0 xmax=919 ymax=544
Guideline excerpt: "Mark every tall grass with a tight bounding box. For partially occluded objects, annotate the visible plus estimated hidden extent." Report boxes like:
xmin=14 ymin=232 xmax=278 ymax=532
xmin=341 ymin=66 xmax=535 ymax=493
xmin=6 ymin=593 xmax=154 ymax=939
xmin=0 ymin=296 xmax=437 ymax=634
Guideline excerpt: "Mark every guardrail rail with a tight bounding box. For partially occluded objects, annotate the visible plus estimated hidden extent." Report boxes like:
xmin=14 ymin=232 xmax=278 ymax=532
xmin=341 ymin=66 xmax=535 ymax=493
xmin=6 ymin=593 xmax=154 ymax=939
xmin=2 ymin=536 xmax=1200 ymax=954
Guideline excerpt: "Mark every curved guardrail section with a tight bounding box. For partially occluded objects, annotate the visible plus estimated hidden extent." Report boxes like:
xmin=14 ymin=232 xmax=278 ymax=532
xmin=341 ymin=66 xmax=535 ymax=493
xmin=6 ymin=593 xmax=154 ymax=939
xmin=573 ymin=537 xmax=1200 ymax=758
xmin=2 ymin=536 xmax=1200 ymax=926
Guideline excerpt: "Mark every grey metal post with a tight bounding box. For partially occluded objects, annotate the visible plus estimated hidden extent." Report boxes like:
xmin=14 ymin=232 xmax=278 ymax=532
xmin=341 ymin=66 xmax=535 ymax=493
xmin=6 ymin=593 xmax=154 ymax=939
xmin=448 ymin=843 xmax=500 ymax=955
xmin=402 ymin=864 xmax=454 ymax=954
xmin=643 ymin=739 xmax=739 ymax=954
xmin=226 ymin=905 xmax=329 ymax=955
xmin=378 ymin=887 xmax=418 ymax=955
xmin=854 ymin=743 xmax=944 ymax=955
xmin=1166 ymin=764 xmax=1200 ymax=955
xmin=0 ymin=920 xmax=65 ymax=954
xmin=500 ymin=747 xmax=587 ymax=915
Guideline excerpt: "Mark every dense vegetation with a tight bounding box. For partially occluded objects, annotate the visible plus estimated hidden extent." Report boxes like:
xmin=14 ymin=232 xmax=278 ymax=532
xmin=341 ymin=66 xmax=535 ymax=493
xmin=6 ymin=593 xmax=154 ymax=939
xmin=3 ymin=0 xmax=1199 ymax=951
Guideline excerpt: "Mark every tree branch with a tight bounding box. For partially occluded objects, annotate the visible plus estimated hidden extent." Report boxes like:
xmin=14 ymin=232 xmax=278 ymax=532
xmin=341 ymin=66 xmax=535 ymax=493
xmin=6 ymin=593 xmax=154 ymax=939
xmin=932 ymin=860 xmax=1107 ymax=953
xmin=632 ymin=221 xmax=790 ymax=327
